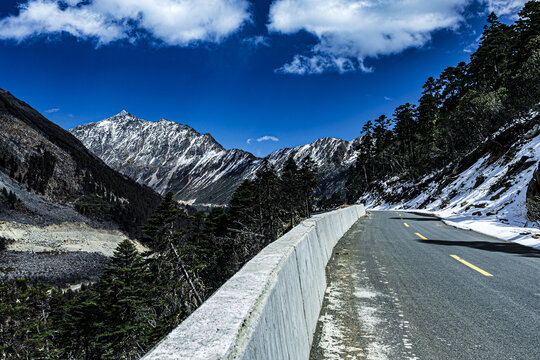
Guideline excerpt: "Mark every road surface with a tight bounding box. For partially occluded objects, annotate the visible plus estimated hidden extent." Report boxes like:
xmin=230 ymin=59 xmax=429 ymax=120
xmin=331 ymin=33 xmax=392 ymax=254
xmin=310 ymin=210 xmax=540 ymax=360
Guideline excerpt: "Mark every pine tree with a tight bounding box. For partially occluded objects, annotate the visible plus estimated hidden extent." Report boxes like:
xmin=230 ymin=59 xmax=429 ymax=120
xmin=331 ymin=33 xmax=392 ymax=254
xmin=7 ymin=190 xmax=17 ymax=209
xmin=97 ymin=240 xmax=150 ymax=359
xmin=417 ymin=77 xmax=441 ymax=170
xmin=142 ymin=193 xmax=204 ymax=306
xmin=469 ymin=13 xmax=512 ymax=89
xmin=142 ymin=192 xmax=179 ymax=252
xmin=329 ymin=192 xmax=343 ymax=208
xmin=57 ymin=289 xmax=102 ymax=360
xmin=253 ymin=162 xmax=281 ymax=240
xmin=298 ymin=157 xmax=318 ymax=218
xmin=206 ymin=207 xmax=229 ymax=237
xmin=509 ymin=1 xmax=540 ymax=115
xmin=228 ymin=179 xmax=257 ymax=232
xmin=203 ymin=207 xmax=235 ymax=288
xmin=393 ymin=103 xmax=418 ymax=178
xmin=281 ymin=155 xmax=301 ymax=229
xmin=0 ymin=276 xmax=54 ymax=359
xmin=359 ymin=120 xmax=375 ymax=184
xmin=514 ymin=1 xmax=540 ymax=66
xmin=373 ymin=115 xmax=394 ymax=175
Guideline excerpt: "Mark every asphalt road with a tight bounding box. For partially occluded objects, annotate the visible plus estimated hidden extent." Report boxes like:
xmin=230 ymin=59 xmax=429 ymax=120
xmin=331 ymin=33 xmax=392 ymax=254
xmin=310 ymin=210 xmax=540 ymax=360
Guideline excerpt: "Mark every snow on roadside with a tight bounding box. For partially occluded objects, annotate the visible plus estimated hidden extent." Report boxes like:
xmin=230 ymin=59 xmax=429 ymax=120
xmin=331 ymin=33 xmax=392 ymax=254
xmin=361 ymin=125 xmax=540 ymax=250
xmin=440 ymin=216 xmax=540 ymax=249
xmin=398 ymin=208 xmax=540 ymax=250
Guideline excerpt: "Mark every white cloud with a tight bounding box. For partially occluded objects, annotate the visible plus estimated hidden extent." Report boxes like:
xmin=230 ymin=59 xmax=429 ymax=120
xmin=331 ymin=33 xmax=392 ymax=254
xmin=246 ymin=138 xmax=253 ymax=144
xmin=275 ymin=54 xmax=365 ymax=75
xmin=484 ymin=0 xmax=526 ymax=17
xmin=0 ymin=0 xmax=251 ymax=46
xmin=269 ymin=0 xmax=472 ymax=74
xmin=0 ymin=1 xmax=123 ymax=44
xmin=384 ymin=96 xmax=392 ymax=101
xmin=257 ymin=135 xmax=279 ymax=142
xmin=44 ymin=107 xmax=60 ymax=113
xmin=464 ymin=34 xmax=481 ymax=53
xmin=243 ymin=35 xmax=270 ymax=48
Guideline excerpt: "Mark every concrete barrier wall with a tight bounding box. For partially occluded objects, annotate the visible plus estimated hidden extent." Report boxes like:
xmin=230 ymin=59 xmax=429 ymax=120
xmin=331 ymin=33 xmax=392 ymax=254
xmin=143 ymin=204 xmax=366 ymax=360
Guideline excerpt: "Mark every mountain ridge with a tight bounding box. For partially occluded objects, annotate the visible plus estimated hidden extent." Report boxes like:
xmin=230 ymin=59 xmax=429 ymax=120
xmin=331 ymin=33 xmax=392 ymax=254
xmin=70 ymin=111 xmax=362 ymax=204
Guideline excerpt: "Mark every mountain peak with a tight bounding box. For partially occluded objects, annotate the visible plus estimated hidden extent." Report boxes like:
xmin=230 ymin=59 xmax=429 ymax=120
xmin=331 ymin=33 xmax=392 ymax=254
xmin=116 ymin=110 xmax=131 ymax=117
xmin=104 ymin=110 xmax=138 ymax=123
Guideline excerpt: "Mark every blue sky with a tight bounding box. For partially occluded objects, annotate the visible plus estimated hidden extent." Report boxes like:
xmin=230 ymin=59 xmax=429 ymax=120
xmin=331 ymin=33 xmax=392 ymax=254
xmin=0 ymin=0 xmax=526 ymax=156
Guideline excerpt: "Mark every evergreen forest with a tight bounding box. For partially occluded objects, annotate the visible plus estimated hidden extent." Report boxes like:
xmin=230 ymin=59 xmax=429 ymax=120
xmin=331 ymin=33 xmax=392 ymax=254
xmin=1 ymin=155 xmax=318 ymax=359
xmin=346 ymin=3 xmax=540 ymax=203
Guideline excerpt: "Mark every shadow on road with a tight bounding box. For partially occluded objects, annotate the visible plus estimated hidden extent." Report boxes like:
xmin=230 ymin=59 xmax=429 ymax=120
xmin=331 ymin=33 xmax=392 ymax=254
xmin=417 ymin=239 xmax=540 ymax=258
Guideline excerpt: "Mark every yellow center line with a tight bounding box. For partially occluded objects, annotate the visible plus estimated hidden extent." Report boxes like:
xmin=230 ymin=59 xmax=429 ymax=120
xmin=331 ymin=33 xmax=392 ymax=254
xmin=403 ymin=223 xmax=410 ymax=227
xmin=450 ymin=255 xmax=493 ymax=277
xmin=415 ymin=232 xmax=428 ymax=240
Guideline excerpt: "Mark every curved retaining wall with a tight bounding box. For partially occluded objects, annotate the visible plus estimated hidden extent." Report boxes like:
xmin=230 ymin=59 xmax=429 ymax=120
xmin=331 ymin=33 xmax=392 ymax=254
xmin=143 ymin=204 xmax=366 ymax=360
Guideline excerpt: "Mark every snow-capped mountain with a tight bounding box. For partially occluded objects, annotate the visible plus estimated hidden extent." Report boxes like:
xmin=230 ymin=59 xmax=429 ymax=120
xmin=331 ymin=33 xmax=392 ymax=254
xmin=70 ymin=111 xmax=362 ymax=204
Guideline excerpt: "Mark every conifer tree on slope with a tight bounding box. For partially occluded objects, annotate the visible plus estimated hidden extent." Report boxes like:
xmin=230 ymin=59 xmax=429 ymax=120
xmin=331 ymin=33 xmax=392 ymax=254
xmin=281 ymin=155 xmax=301 ymax=229
xmin=57 ymin=288 xmax=101 ymax=360
xmin=142 ymin=192 xmax=203 ymax=305
xmin=97 ymin=240 xmax=150 ymax=359
xmin=299 ymin=157 xmax=318 ymax=218
xmin=254 ymin=161 xmax=282 ymax=240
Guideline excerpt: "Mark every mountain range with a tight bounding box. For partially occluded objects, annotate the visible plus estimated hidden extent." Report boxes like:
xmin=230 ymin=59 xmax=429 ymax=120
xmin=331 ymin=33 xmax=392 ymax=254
xmin=70 ymin=111 xmax=362 ymax=204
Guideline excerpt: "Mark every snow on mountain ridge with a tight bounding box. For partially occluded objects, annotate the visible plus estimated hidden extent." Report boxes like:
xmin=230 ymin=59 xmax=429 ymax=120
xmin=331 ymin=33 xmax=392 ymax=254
xmin=70 ymin=111 xmax=362 ymax=204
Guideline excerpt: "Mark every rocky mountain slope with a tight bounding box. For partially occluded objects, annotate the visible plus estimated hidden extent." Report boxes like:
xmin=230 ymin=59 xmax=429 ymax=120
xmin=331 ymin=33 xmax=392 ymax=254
xmin=71 ymin=112 xmax=362 ymax=204
xmin=0 ymin=89 xmax=163 ymax=285
xmin=0 ymin=89 xmax=161 ymax=237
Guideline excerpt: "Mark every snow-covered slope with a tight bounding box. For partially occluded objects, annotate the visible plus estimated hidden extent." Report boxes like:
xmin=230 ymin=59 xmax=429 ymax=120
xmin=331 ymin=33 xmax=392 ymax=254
xmin=70 ymin=112 xmax=362 ymax=204
xmin=361 ymin=119 xmax=540 ymax=249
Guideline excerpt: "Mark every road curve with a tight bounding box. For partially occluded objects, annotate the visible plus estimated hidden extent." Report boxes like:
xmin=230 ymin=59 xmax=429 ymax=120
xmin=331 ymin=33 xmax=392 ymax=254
xmin=310 ymin=210 xmax=540 ymax=360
